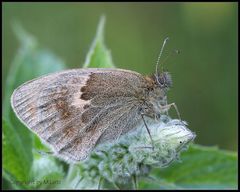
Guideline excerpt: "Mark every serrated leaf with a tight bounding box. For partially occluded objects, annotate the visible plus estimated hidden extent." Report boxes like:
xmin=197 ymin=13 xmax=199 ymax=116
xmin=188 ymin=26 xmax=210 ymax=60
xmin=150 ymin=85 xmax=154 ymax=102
xmin=139 ymin=144 xmax=237 ymax=189
xmin=83 ymin=16 xmax=114 ymax=68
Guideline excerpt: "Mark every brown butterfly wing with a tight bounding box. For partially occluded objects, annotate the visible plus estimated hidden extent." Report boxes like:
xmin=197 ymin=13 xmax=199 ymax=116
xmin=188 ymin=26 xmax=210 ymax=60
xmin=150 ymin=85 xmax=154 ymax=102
xmin=11 ymin=68 xmax=147 ymax=162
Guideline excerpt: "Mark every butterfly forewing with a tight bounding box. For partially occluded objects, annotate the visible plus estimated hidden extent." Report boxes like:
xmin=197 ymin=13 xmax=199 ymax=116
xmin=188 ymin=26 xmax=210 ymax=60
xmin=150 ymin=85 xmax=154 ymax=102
xmin=11 ymin=68 xmax=147 ymax=162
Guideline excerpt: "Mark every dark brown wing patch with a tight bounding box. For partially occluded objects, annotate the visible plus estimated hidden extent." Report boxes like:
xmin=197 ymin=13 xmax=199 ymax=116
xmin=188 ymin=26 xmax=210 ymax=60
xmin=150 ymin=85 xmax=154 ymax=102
xmin=80 ymin=71 xmax=146 ymax=100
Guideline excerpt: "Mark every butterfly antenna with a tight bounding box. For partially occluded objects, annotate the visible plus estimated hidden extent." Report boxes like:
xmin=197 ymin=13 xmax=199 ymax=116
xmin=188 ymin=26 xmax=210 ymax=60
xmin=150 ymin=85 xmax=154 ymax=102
xmin=155 ymin=37 xmax=169 ymax=75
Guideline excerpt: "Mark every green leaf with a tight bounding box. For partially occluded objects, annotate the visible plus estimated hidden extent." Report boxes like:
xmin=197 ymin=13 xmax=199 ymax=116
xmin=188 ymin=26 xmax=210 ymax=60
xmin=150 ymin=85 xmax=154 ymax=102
xmin=3 ymin=119 xmax=32 ymax=189
xmin=3 ymin=170 xmax=26 ymax=190
xmin=83 ymin=16 xmax=114 ymax=68
xmin=139 ymin=144 xmax=237 ymax=189
xmin=29 ymin=155 xmax=65 ymax=189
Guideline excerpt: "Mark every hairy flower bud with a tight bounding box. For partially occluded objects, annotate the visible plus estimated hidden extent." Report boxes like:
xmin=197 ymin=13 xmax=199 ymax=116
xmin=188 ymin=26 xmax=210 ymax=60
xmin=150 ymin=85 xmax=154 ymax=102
xmin=77 ymin=115 xmax=196 ymax=189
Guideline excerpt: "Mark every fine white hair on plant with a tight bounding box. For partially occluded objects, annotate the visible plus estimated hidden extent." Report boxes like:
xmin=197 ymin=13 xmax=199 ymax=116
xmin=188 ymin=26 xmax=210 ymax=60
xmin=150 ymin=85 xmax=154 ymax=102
xmin=76 ymin=115 xmax=196 ymax=189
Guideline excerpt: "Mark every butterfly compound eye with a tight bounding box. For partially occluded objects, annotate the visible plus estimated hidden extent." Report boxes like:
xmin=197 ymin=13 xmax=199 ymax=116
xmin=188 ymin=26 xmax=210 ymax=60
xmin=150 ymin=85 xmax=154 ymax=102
xmin=163 ymin=72 xmax=172 ymax=88
xmin=155 ymin=73 xmax=168 ymax=88
xmin=159 ymin=76 xmax=165 ymax=87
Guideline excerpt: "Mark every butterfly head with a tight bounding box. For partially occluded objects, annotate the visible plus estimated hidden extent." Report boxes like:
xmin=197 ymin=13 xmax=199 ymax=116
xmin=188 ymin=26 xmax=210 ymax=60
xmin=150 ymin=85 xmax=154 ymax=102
xmin=154 ymin=71 xmax=172 ymax=89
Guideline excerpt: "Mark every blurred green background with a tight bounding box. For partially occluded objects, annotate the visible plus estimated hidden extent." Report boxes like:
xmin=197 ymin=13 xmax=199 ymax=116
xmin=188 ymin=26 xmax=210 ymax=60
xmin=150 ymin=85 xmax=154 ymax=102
xmin=3 ymin=2 xmax=237 ymax=151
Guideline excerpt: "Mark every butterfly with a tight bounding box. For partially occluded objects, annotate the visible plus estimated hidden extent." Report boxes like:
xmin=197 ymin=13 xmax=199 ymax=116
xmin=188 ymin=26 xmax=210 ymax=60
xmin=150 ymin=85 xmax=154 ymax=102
xmin=11 ymin=37 xmax=180 ymax=162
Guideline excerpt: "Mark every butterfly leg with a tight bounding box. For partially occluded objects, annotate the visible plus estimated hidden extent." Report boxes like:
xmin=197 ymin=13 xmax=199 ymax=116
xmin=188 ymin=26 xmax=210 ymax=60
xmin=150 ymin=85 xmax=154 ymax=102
xmin=160 ymin=102 xmax=181 ymax=120
xmin=141 ymin=114 xmax=155 ymax=150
